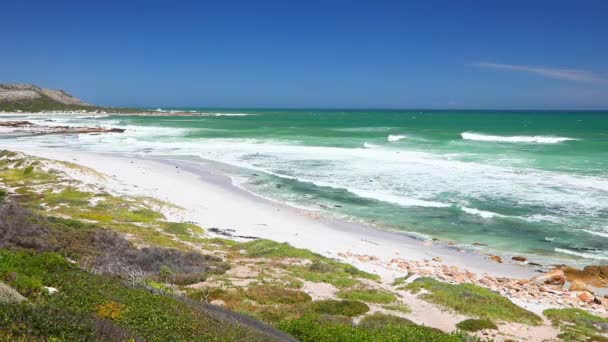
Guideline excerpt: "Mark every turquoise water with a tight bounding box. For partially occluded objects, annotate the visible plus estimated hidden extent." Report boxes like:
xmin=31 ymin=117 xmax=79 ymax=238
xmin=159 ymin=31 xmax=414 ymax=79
xmin=4 ymin=109 xmax=608 ymax=265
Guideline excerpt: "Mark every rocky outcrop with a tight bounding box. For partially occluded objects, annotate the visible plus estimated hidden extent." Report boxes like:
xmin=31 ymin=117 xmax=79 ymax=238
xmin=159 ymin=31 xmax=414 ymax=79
xmin=0 ymin=282 xmax=26 ymax=304
xmin=0 ymin=83 xmax=99 ymax=112
xmin=0 ymin=120 xmax=124 ymax=135
xmin=562 ymin=265 xmax=608 ymax=287
xmin=530 ymin=269 xmax=566 ymax=286
xmin=0 ymin=84 xmax=91 ymax=106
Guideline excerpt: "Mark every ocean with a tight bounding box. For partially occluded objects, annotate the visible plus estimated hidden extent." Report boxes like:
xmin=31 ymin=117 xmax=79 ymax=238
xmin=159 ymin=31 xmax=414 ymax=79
xmin=3 ymin=109 xmax=608 ymax=266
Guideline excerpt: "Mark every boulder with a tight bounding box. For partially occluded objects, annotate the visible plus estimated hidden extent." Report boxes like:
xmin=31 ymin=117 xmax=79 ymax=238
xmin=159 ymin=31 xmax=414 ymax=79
xmin=512 ymin=256 xmax=527 ymax=262
xmin=562 ymin=265 xmax=608 ymax=288
xmin=569 ymin=280 xmax=593 ymax=293
xmin=530 ymin=269 xmax=566 ymax=287
xmin=577 ymin=291 xmax=594 ymax=303
xmin=488 ymin=255 xmax=503 ymax=263
xmin=0 ymin=282 xmax=26 ymax=304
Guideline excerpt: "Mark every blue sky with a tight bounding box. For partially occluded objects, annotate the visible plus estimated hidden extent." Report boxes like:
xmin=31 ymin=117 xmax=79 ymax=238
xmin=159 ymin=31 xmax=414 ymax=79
xmin=2 ymin=0 xmax=607 ymax=109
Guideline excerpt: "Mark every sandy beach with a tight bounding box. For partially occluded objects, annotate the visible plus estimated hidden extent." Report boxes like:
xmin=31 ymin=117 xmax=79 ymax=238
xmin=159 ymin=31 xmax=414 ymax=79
xmin=5 ymin=146 xmax=537 ymax=281
xmin=3 ymin=126 xmax=608 ymax=341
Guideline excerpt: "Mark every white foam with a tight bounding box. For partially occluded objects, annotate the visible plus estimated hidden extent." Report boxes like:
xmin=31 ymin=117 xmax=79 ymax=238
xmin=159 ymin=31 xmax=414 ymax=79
xmin=554 ymin=248 xmax=608 ymax=260
xmin=363 ymin=142 xmax=381 ymax=149
xmin=582 ymin=229 xmax=608 ymax=238
xmin=461 ymin=132 xmax=578 ymax=144
xmin=461 ymin=207 xmax=505 ymax=219
xmin=387 ymin=134 xmax=407 ymax=142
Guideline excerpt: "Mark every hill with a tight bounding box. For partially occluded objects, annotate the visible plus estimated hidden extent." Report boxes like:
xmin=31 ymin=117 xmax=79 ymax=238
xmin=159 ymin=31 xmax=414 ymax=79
xmin=0 ymin=84 xmax=102 ymax=112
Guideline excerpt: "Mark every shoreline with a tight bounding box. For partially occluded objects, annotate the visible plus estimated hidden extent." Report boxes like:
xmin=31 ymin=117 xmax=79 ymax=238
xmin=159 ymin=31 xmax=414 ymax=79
xmin=4 ymin=146 xmax=537 ymax=282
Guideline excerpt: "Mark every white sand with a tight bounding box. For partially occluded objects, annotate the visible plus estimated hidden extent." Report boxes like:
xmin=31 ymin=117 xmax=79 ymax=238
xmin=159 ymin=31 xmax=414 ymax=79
xmin=5 ymin=146 xmax=537 ymax=282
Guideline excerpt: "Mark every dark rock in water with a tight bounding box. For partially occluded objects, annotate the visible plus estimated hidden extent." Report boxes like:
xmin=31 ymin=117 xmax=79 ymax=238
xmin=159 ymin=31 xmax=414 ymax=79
xmin=0 ymin=121 xmax=32 ymax=127
xmin=488 ymin=255 xmax=503 ymax=263
xmin=512 ymin=256 xmax=527 ymax=262
xmin=0 ymin=120 xmax=126 ymax=136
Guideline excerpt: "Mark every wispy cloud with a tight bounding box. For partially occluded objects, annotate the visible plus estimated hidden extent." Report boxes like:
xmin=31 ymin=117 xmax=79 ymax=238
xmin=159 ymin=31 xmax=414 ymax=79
xmin=472 ymin=62 xmax=604 ymax=83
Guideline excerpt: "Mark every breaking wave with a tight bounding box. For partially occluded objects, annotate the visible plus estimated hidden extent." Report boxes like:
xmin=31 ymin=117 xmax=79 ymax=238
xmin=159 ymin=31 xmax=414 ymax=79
xmin=461 ymin=132 xmax=578 ymax=144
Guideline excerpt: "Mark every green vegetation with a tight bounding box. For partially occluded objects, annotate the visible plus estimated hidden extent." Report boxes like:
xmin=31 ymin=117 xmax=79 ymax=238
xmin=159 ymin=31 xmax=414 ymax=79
xmin=0 ymin=150 xmax=491 ymax=341
xmin=309 ymin=299 xmax=370 ymax=317
xmin=544 ymin=308 xmax=608 ymax=341
xmin=0 ymin=250 xmax=281 ymax=341
xmin=358 ymin=312 xmax=414 ymax=329
xmin=456 ymin=318 xmax=497 ymax=332
xmin=245 ymin=286 xmax=312 ymax=305
xmin=337 ymin=288 xmax=397 ymax=304
xmin=277 ymin=314 xmax=475 ymax=342
xmin=382 ymin=303 xmax=412 ymax=314
xmin=406 ymin=277 xmax=541 ymax=325
xmin=0 ymin=92 xmax=101 ymax=112
xmin=238 ymin=240 xmax=379 ymax=289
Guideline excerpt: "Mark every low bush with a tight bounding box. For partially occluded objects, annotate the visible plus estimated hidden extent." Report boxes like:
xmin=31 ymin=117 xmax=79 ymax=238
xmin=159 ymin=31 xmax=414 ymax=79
xmin=309 ymin=299 xmax=369 ymax=317
xmin=278 ymin=314 xmax=475 ymax=342
xmin=245 ymin=286 xmax=312 ymax=305
xmin=544 ymin=308 xmax=608 ymax=341
xmin=358 ymin=313 xmax=414 ymax=329
xmin=337 ymin=288 xmax=397 ymax=304
xmin=456 ymin=318 xmax=497 ymax=332
xmin=406 ymin=277 xmax=541 ymax=325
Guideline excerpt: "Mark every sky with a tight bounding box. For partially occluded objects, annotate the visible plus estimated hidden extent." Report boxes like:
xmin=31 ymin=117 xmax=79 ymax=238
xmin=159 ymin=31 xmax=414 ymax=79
xmin=2 ymin=0 xmax=607 ymax=109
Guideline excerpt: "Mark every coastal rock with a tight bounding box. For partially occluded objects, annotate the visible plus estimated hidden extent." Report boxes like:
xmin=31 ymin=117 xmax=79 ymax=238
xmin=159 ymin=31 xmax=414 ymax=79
xmin=530 ymin=269 xmax=566 ymax=287
xmin=562 ymin=265 xmax=608 ymax=288
xmin=488 ymin=255 xmax=503 ymax=263
xmin=577 ymin=291 xmax=594 ymax=303
xmin=0 ymin=282 xmax=26 ymax=304
xmin=0 ymin=120 xmax=32 ymax=127
xmin=569 ymin=280 xmax=593 ymax=293
xmin=512 ymin=256 xmax=527 ymax=262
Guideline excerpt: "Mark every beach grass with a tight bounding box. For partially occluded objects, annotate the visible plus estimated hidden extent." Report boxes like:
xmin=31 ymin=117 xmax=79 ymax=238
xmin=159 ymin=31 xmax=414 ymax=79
xmin=277 ymin=314 xmax=477 ymax=342
xmin=337 ymin=288 xmax=397 ymax=304
xmin=544 ymin=308 xmax=608 ymax=341
xmin=456 ymin=318 xmax=498 ymax=332
xmin=405 ymin=277 xmax=541 ymax=325
xmin=358 ymin=312 xmax=414 ymax=328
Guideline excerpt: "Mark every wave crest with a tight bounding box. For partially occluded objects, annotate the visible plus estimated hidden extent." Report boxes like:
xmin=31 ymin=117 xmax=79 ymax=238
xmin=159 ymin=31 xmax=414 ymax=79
xmin=461 ymin=132 xmax=577 ymax=144
xmin=387 ymin=134 xmax=407 ymax=142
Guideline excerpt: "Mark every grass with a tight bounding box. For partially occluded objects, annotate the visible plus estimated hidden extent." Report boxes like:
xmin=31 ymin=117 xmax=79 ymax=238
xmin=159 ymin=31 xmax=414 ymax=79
xmin=162 ymin=221 xmax=205 ymax=236
xmin=309 ymin=299 xmax=370 ymax=317
xmin=358 ymin=313 xmax=414 ymax=329
xmin=277 ymin=314 xmax=476 ymax=342
xmin=382 ymin=303 xmax=412 ymax=314
xmin=237 ymin=239 xmax=321 ymax=259
xmin=456 ymin=318 xmax=497 ymax=332
xmin=337 ymin=288 xmax=397 ymax=304
xmin=406 ymin=277 xmax=541 ymax=326
xmin=238 ymin=239 xmax=379 ymax=289
xmin=245 ymin=286 xmax=312 ymax=305
xmin=544 ymin=308 xmax=608 ymax=341
xmin=0 ymin=250 xmax=285 ymax=341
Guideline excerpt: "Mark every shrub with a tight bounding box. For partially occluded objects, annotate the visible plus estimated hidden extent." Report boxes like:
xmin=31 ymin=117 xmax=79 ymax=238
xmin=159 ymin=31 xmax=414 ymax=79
xmin=23 ymin=166 xmax=34 ymax=176
xmin=456 ymin=318 xmax=497 ymax=332
xmin=358 ymin=313 xmax=414 ymax=329
xmin=309 ymin=300 xmax=369 ymax=317
xmin=544 ymin=308 xmax=608 ymax=341
xmin=237 ymin=239 xmax=320 ymax=259
xmin=406 ymin=277 xmax=541 ymax=325
xmin=277 ymin=314 xmax=473 ymax=342
xmin=337 ymin=288 xmax=397 ymax=304
xmin=245 ymin=286 xmax=312 ymax=305
xmin=97 ymin=301 xmax=125 ymax=320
